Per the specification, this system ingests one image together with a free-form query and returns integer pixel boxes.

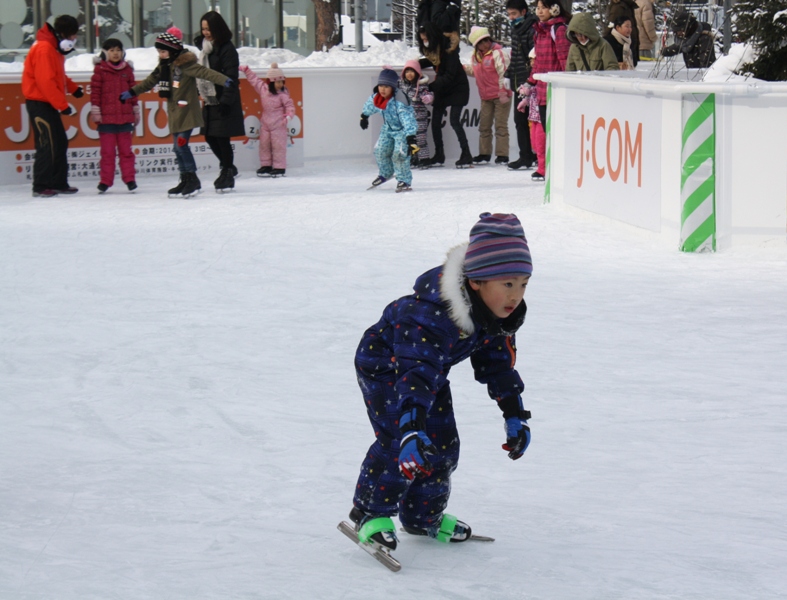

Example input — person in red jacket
[22,15,83,198]
[90,38,139,193]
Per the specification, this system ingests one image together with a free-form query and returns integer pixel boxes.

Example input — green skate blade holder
[435,514,458,543]
[358,517,396,544]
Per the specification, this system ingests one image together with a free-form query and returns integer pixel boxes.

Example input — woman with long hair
[194,11,245,192]
[418,22,471,168]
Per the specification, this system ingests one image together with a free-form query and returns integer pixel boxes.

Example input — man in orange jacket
[22,15,83,197]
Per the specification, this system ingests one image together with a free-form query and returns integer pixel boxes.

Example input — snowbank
[703,42,760,83]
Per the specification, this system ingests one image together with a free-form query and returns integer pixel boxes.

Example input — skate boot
[396,181,412,193]
[455,146,473,169]
[402,513,472,543]
[369,175,388,189]
[495,155,509,165]
[531,171,545,181]
[425,147,445,167]
[473,154,491,164]
[349,507,398,550]
[97,183,109,194]
[215,168,234,192]
[180,172,201,197]
[508,157,533,170]
[127,181,137,192]
[168,174,187,197]
[270,168,286,177]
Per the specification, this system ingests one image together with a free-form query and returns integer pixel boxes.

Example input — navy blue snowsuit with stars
[352,244,527,530]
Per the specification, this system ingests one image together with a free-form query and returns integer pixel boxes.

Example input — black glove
[360,114,369,130]
[60,106,73,116]
[72,86,84,99]
[218,103,231,116]
[406,135,419,156]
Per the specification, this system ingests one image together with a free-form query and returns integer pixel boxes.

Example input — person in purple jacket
[347,213,534,556]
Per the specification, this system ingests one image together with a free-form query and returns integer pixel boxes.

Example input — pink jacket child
[90,39,140,192]
[240,63,296,176]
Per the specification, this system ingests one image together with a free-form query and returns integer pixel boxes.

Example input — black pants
[431,102,468,152]
[205,135,234,170]
[26,100,69,192]
[514,93,536,163]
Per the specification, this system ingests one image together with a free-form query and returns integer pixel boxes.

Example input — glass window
[0,0,32,60]
[283,0,315,56]
[239,0,279,49]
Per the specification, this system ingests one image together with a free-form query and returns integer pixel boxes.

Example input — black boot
[215,168,234,192]
[426,147,445,167]
[180,172,201,197]
[455,144,473,168]
[349,507,398,550]
[473,154,491,164]
[168,174,187,197]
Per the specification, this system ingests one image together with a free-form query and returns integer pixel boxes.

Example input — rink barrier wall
[538,72,787,249]
[680,93,716,252]
[0,67,494,186]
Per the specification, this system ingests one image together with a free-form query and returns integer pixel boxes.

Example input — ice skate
[179,172,201,198]
[269,168,286,178]
[396,181,413,193]
[167,174,187,198]
[473,154,491,164]
[256,166,272,177]
[401,513,484,543]
[367,175,388,190]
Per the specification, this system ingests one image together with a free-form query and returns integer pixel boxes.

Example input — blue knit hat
[464,213,532,280]
[377,68,399,90]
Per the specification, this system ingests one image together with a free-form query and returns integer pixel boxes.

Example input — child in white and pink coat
[240,62,295,177]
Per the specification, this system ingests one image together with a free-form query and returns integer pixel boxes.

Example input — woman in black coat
[418,23,471,168]
[194,11,245,191]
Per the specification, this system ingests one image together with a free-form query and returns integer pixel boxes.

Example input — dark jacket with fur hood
[354,244,527,421]
[419,32,470,107]
[131,50,228,134]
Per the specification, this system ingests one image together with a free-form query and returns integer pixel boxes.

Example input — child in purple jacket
[90,38,139,193]
[345,213,534,561]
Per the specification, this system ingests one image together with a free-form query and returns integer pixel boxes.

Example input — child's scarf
[158,59,172,98]
[373,93,390,110]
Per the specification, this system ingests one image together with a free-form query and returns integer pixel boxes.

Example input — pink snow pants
[99,131,136,186]
[259,125,288,170]
[530,121,546,174]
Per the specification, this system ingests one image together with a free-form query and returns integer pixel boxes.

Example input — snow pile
[703,42,759,83]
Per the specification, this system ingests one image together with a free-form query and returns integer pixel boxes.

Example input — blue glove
[503,417,531,460]
[119,90,134,103]
[224,78,234,88]
[399,431,437,480]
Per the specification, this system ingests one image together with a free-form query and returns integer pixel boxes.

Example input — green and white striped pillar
[680,93,716,252]
[544,84,552,204]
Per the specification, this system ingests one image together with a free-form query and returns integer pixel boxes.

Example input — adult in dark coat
[417,0,461,34]
[661,10,716,69]
[418,23,471,168]
[505,0,538,170]
[194,11,245,191]
[606,0,639,67]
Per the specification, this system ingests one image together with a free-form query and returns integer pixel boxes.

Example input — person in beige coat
[635,0,658,59]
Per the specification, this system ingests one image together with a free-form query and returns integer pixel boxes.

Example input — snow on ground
[1,160,787,599]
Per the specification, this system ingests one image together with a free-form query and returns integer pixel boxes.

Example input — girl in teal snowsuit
[360,69,418,192]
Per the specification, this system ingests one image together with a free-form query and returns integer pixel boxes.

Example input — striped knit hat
[464,213,532,280]
[155,26,184,53]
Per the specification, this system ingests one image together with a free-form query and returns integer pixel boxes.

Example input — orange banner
[0,78,304,152]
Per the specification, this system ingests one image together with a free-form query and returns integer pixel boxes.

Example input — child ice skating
[360,68,419,193]
[398,60,433,167]
[239,63,295,177]
[121,26,233,198]
[518,49,546,181]
[90,38,139,193]
[343,213,534,567]
[464,26,512,165]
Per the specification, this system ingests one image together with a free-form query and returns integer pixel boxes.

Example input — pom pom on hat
[267,62,286,81]
[377,68,399,89]
[464,213,532,280]
[155,26,184,52]
[468,26,491,48]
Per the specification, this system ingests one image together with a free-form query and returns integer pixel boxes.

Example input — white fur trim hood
[439,243,476,334]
